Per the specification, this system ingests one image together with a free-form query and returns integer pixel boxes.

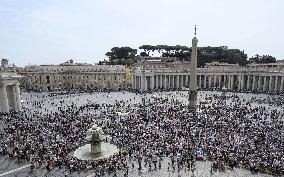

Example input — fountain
[73,124,119,160]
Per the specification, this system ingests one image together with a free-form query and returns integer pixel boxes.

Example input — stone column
[141,76,144,90]
[280,76,284,92]
[263,76,267,91]
[156,75,160,88]
[160,75,163,89]
[10,86,17,111]
[198,75,201,89]
[268,76,273,91]
[155,75,158,89]
[213,75,216,88]
[153,76,156,89]
[241,74,245,89]
[174,75,176,88]
[158,75,161,89]
[218,75,221,89]
[246,75,250,90]
[0,83,9,113]
[137,76,140,89]
[145,76,148,90]
[223,75,227,88]
[169,75,171,88]
[181,75,184,88]
[174,75,175,88]
[143,75,147,90]
[238,75,241,90]
[150,76,154,90]
[208,75,212,88]
[138,76,143,90]
[136,76,138,90]
[164,75,170,88]
[132,76,135,89]
[274,76,279,92]
[203,75,207,89]
[156,75,159,89]
[167,76,169,88]
[170,75,173,88]
[159,75,162,89]
[177,75,180,89]
[168,75,171,88]
[196,75,198,88]
[141,75,145,90]
[252,75,256,91]
[139,76,142,90]
[257,76,262,91]
[15,82,21,111]
[164,75,167,89]
[136,76,139,90]
[229,76,232,90]
[134,75,136,89]
[185,75,189,87]
[231,75,234,90]
[224,75,228,89]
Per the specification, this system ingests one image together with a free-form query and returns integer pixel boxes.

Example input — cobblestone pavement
[21,91,283,113]
[0,91,282,177]
[0,156,276,177]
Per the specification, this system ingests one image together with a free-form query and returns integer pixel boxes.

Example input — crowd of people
[250,96,284,107]
[0,90,283,177]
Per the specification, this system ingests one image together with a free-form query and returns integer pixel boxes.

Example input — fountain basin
[73,142,119,160]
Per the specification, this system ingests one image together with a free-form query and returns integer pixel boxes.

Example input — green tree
[140,52,148,57]
[248,54,276,64]
[105,47,137,60]
[139,45,153,56]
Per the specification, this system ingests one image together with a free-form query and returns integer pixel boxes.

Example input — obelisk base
[188,90,197,111]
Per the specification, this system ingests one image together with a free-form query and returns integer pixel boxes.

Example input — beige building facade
[19,61,127,91]
[18,59,284,93]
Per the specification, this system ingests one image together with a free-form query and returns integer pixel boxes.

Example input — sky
[0,0,283,66]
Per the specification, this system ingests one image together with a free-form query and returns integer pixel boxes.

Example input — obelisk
[188,26,198,110]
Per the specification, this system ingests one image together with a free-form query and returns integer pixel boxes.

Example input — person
[30,163,35,173]
[0,90,283,176]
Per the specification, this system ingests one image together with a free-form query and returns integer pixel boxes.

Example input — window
[46,76,50,84]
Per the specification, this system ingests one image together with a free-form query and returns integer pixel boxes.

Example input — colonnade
[133,74,190,90]
[0,81,21,113]
[133,73,284,92]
